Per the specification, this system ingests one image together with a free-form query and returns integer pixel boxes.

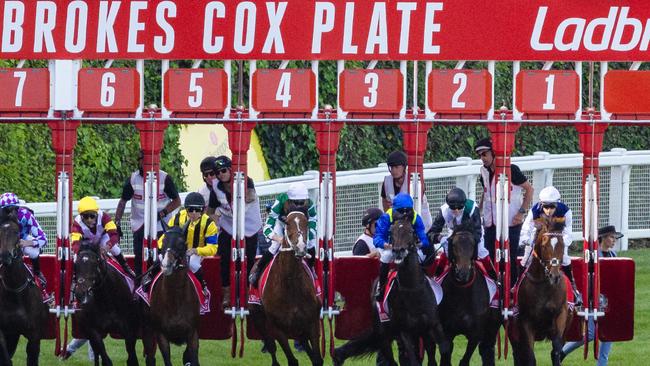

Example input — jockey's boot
[561,264,582,307]
[222,286,231,308]
[31,256,47,287]
[434,252,449,277]
[478,256,499,282]
[115,253,136,278]
[375,262,390,302]
[193,269,209,297]
[249,250,274,288]
[306,247,317,277]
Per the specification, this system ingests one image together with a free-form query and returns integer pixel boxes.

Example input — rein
[0,236,34,294]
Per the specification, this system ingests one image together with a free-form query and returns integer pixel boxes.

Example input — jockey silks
[429,200,489,259]
[383,175,433,231]
[73,211,109,247]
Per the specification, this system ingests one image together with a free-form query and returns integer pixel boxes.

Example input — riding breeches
[267,237,316,256]
[189,254,202,273]
[378,247,427,264]
[22,246,40,259]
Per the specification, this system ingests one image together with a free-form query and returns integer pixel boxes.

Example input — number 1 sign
[0,68,49,112]
[515,70,579,115]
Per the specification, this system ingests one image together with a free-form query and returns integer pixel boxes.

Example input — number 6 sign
[251,69,316,113]
[339,69,404,113]
[164,69,229,113]
[0,68,49,112]
[78,68,140,112]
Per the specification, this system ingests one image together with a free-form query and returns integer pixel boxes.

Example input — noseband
[0,231,32,293]
[281,211,307,254]
[531,232,563,280]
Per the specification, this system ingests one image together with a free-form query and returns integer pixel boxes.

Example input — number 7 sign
[0,68,49,112]
[251,69,316,113]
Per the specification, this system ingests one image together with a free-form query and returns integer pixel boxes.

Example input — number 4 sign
[251,69,316,113]
[0,68,49,112]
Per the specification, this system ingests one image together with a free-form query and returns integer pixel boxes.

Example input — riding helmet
[446,188,467,207]
[0,192,20,208]
[392,193,414,210]
[539,186,561,203]
[474,138,492,154]
[287,182,309,200]
[362,207,384,227]
[184,192,205,208]
[78,196,99,214]
[200,156,218,173]
[387,151,407,167]
[214,155,232,170]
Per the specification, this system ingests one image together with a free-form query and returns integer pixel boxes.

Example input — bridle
[280,211,307,256]
[0,223,33,294]
[74,249,107,302]
[448,230,477,287]
[530,232,563,280]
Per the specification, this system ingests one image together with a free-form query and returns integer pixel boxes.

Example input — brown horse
[72,244,144,366]
[509,216,573,366]
[0,214,48,366]
[437,223,501,366]
[249,209,323,366]
[148,227,201,366]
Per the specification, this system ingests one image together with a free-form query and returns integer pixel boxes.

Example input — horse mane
[448,221,477,261]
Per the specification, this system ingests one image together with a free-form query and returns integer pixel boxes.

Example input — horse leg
[519,322,537,366]
[422,332,438,366]
[187,331,200,366]
[550,310,569,366]
[140,324,157,366]
[478,315,500,366]
[5,333,19,358]
[438,334,453,366]
[432,323,450,366]
[305,325,323,366]
[156,334,173,366]
[124,334,138,366]
[275,334,298,366]
[0,331,12,366]
[459,338,479,366]
[397,332,419,365]
[87,332,112,366]
[24,337,40,366]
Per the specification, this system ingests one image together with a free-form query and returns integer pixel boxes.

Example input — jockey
[71,196,135,277]
[159,192,218,295]
[352,207,384,257]
[0,192,48,285]
[373,193,431,301]
[428,188,497,280]
[519,186,581,305]
[381,151,433,231]
[197,155,219,222]
[250,182,317,288]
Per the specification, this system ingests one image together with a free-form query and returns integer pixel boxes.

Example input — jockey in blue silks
[373,193,431,301]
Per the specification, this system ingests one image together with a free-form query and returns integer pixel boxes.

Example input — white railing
[28,149,648,255]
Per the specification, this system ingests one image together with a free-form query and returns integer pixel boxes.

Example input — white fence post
[532,151,553,196]
[455,157,477,201]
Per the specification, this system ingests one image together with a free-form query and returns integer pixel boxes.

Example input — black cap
[387,151,407,167]
[184,192,205,208]
[200,156,217,173]
[598,225,623,239]
[214,155,232,169]
[446,187,467,206]
[474,138,492,154]
[362,207,384,227]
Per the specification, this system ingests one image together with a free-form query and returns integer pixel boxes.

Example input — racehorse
[249,209,323,366]
[0,213,48,366]
[333,214,448,366]
[509,216,573,366]
[72,243,144,366]
[148,227,201,366]
[436,223,501,366]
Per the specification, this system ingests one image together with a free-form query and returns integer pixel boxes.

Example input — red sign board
[0,68,49,112]
[428,69,492,114]
[78,68,140,112]
[251,69,316,113]
[515,70,579,115]
[339,69,403,113]
[604,71,650,114]
[164,69,229,113]
[1,1,649,60]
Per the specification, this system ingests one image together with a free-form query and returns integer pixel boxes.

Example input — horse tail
[334,328,384,361]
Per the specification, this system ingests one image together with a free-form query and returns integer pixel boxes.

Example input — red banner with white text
[1,0,649,60]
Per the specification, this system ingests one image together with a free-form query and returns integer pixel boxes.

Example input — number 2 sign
[427,69,492,114]
[251,69,316,113]
[0,68,49,112]
[78,68,140,112]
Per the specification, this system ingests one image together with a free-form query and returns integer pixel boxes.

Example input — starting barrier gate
[1,0,644,361]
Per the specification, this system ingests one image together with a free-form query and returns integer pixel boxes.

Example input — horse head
[283,209,309,258]
[161,226,188,275]
[390,214,417,265]
[533,216,566,285]
[0,215,21,267]
[448,222,477,283]
[74,243,105,305]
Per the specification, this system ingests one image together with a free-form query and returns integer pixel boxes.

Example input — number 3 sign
[339,69,404,113]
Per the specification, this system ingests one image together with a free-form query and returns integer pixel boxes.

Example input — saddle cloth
[23,263,53,304]
[105,257,135,293]
[512,265,575,316]
[136,271,210,315]
[377,271,444,323]
[248,256,322,305]
[435,261,500,309]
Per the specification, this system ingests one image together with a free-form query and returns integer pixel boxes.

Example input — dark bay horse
[73,244,144,366]
[0,214,48,366]
[509,216,573,366]
[437,224,501,366]
[148,227,201,366]
[333,215,448,366]
[249,210,323,366]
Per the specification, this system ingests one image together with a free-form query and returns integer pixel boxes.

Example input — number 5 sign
[339,69,404,113]
[0,68,49,112]
[164,69,229,113]
[78,69,140,112]
[251,69,316,113]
